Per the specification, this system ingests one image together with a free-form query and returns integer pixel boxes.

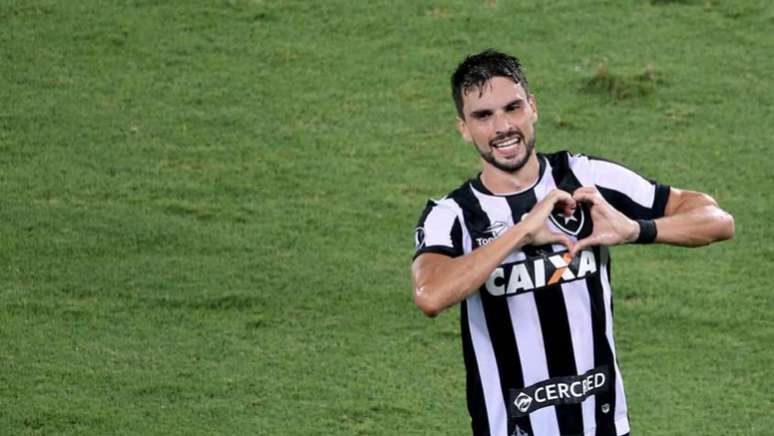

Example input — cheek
[471,124,492,141]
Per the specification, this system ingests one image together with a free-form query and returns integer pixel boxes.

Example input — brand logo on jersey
[549,205,585,236]
[414,227,425,249]
[514,392,532,413]
[475,221,508,246]
[508,366,610,418]
[484,249,598,297]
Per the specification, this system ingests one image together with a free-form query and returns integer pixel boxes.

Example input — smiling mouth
[490,134,523,150]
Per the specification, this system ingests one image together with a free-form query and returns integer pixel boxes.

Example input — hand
[570,186,639,257]
[519,189,577,252]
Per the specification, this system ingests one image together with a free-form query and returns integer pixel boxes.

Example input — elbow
[718,211,735,241]
[413,286,444,318]
[704,195,734,242]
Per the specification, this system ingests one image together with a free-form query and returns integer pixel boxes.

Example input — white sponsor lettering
[595,372,606,388]
[507,263,534,294]
[548,254,575,281]
[486,268,505,296]
[557,382,570,399]
[484,249,598,296]
[578,249,597,277]
[570,381,583,396]
[545,384,557,400]
[533,258,545,288]
[534,387,545,402]
[511,368,609,417]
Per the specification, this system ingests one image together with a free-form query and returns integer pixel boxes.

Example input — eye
[472,111,491,120]
[506,103,521,112]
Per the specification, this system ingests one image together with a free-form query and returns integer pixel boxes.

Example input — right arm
[411,190,575,317]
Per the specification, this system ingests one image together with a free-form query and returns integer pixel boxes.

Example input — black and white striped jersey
[413,151,670,436]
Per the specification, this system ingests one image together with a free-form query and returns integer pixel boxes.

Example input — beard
[477,130,536,173]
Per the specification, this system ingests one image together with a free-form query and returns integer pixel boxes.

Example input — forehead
[462,76,528,114]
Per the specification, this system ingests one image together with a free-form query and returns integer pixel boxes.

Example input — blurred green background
[1,0,772,434]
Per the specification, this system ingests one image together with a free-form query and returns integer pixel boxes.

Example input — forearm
[413,226,528,316]
[655,192,734,246]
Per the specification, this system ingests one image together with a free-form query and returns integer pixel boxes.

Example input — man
[411,50,734,436]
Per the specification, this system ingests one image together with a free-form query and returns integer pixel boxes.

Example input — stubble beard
[478,131,536,173]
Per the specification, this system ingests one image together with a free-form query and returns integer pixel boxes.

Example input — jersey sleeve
[413,199,464,260]
[586,156,671,220]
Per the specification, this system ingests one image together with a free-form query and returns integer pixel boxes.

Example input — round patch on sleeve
[415,227,426,249]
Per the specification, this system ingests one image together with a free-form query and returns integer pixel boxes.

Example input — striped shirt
[413,151,670,436]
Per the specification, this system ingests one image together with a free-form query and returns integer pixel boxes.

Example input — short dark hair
[451,49,530,118]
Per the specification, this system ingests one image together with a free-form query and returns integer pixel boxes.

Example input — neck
[480,152,540,194]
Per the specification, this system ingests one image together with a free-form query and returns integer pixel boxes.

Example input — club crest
[549,205,585,236]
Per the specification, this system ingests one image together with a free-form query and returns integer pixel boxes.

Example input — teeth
[494,136,522,148]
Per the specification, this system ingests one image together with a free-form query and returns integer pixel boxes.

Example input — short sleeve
[413,200,464,260]
[587,156,671,220]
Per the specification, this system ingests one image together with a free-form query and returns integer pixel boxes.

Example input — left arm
[654,187,734,246]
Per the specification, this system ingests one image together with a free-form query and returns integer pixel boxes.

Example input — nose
[493,111,513,135]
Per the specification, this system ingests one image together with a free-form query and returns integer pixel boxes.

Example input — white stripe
[599,247,630,434]
[439,198,472,253]
[591,160,656,208]
[517,161,562,436]
[467,293,508,436]
[561,280,597,433]
[422,199,460,248]
[508,292,559,436]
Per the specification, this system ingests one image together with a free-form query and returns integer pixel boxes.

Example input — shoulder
[540,150,596,186]
[541,150,651,185]
[418,178,476,215]
[415,180,469,226]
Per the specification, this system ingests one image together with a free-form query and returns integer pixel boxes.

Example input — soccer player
[411,50,734,436]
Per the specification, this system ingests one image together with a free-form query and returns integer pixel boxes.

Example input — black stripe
[533,285,584,435]
[545,150,583,194]
[586,247,617,436]
[454,185,534,436]
[460,301,490,436]
[450,217,463,252]
[415,200,437,228]
[520,164,585,435]
[413,217,464,260]
[597,186,657,221]
[414,200,465,260]
[413,245,460,261]
[479,290,532,435]
[653,183,670,218]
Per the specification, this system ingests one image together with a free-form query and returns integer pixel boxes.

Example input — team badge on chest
[549,204,587,236]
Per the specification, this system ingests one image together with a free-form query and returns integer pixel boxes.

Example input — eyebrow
[469,98,523,119]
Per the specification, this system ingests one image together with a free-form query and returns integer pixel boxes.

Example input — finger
[539,230,575,253]
[555,234,575,253]
[573,186,599,196]
[572,189,601,205]
[555,196,577,212]
[550,189,573,204]
[571,235,600,257]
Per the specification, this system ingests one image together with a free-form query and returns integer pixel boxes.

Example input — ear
[528,94,539,122]
[457,117,472,143]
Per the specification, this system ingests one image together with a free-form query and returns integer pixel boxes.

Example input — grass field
[1,0,772,434]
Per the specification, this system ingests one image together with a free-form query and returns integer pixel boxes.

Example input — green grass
[1,0,772,434]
